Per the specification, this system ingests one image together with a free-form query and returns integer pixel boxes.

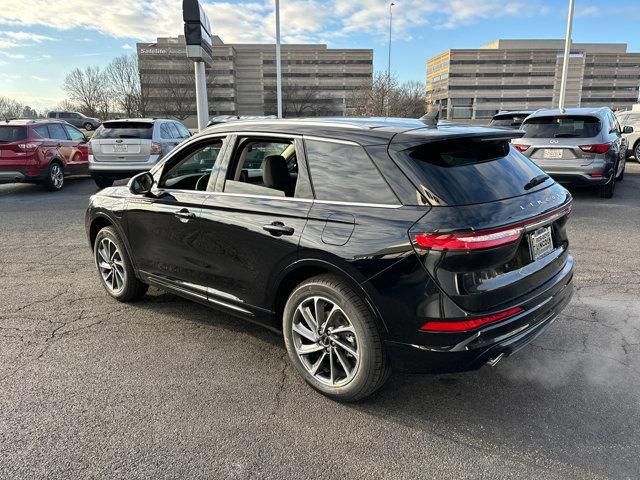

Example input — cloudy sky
[1,0,639,110]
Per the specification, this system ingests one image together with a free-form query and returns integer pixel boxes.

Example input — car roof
[201,117,523,146]
[527,107,610,119]
[493,110,534,118]
[2,118,68,126]
[103,118,179,124]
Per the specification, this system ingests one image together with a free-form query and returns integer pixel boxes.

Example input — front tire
[44,161,64,191]
[94,226,148,302]
[93,176,114,189]
[283,274,390,402]
[84,122,93,131]
[634,142,640,163]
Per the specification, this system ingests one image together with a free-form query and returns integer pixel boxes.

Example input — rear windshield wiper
[524,174,549,190]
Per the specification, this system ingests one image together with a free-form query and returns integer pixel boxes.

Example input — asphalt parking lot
[1,165,639,479]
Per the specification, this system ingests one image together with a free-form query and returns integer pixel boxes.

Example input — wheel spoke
[329,325,354,335]
[333,347,353,378]
[98,247,109,263]
[310,351,327,375]
[331,337,358,358]
[296,343,324,355]
[299,305,318,332]
[314,297,327,331]
[292,322,316,343]
[99,261,111,270]
[329,348,335,384]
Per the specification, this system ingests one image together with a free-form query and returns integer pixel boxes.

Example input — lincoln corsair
[86,118,574,401]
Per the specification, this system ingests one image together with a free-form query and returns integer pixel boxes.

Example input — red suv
[0,119,89,191]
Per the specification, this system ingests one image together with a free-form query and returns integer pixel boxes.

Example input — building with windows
[426,39,640,121]
[137,35,373,127]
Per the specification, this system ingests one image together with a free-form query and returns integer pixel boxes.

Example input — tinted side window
[160,123,173,139]
[160,139,224,191]
[64,125,85,142]
[48,123,69,140]
[305,140,397,204]
[175,123,191,138]
[33,125,50,138]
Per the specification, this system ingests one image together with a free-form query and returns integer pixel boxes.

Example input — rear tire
[634,143,640,163]
[282,274,390,402]
[93,176,114,189]
[44,161,64,191]
[84,122,93,131]
[94,226,148,302]
[598,175,616,199]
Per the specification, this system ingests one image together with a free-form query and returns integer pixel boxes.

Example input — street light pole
[386,2,395,117]
[275,0,283,119]
[558,0,575,110]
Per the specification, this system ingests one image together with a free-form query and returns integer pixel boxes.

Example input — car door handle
[174,208,196,222]
[263,222,294,236]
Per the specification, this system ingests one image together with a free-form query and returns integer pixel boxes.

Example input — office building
[426,39,640,120]
[137,35,373,126]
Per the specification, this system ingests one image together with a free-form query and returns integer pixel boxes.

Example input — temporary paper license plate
[113,144,128,153]
[543,149,563,159]
[529,226,553,260]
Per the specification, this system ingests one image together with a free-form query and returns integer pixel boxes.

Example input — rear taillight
[579,143,611,154]
[87,142,92,155]
[420,306,523,332]
[512,144,529,153]
[17,142,41,152]
[413,205,572,252]
[415,227,523,251]
[151,142,162,155]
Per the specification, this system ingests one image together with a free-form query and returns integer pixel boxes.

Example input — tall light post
[386,2,395,117]
[558,0,575,110]
[275,0,283,119]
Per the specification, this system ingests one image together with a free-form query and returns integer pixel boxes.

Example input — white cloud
[576,5,600,17]
[0,0,548,45]
[0,72,21,79]
[31,75,47,81]
[0,30,56,42]
[0,50,26,59]
[122,44,133,49]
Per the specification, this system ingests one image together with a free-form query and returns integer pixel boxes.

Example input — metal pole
[194,61,209,131]
[386,2,394,117]
[275,0,283,119]
[558,0,575,110]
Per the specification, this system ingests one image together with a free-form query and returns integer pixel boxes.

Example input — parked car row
[0,118,191,191]
[491,107,634,198]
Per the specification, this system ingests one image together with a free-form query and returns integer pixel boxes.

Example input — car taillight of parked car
[17,142,41,152]
[579,143,611,154]
[512,144,530,153]
[151,142,162,155]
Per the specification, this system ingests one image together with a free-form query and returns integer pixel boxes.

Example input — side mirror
[623,125,634,134]
[128,171,154,195]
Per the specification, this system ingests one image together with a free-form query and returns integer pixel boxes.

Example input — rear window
[0,126,27,142]
[393,139,550,206]
[521,115,600,139]
[92,122,153,140]
[490,115,528,128]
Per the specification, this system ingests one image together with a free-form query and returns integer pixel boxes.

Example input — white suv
[89,119,191,188]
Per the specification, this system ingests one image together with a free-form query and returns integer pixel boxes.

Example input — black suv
[85,118,574,401]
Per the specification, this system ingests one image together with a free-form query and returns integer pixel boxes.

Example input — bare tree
[265,81,335,117]
[0,97,26,119]
[105,54,141,117]
[158,71,194,120]
[62,66,110,118]
[349,71,425,118]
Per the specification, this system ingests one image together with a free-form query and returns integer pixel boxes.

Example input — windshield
[392,139,551,206]
[490,115,528,128]
[92,122,153,140]
[521,115,600,138]
[0,126,27,143]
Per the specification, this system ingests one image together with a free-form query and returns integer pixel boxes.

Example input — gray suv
[48,111,101,131]
[513,107,632,198]
[88,118,191,188]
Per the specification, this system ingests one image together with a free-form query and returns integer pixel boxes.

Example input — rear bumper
[89,155,160,179]
[531,158,613,185]
[0,169,47,184]
[548,173,609,186]
[385,253,574,373]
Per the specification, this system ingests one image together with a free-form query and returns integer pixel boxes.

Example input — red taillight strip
[512,144,529,153]
[420,306,523,333]
[413,204,571,252]
[579,143,611,154]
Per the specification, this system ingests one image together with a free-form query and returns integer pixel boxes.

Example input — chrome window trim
[208,191,401,208]
[302,136,359,146]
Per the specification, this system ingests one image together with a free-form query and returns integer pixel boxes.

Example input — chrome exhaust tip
[487,353,505,367]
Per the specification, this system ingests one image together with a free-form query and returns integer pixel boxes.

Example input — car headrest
[262,155,291,191]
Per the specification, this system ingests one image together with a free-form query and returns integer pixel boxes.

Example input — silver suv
[615,110,640,161]
[513,107,632,198]
[89,119,191,188]
[48,111,101,131]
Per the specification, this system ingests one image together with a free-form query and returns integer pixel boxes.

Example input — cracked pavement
[1,164,639,479]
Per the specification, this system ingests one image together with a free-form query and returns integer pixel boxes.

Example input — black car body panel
[86,118,574,374]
